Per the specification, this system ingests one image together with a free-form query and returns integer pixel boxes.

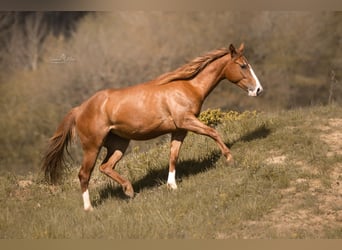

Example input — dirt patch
[18,180,33,188]
[221,164,342,239]
[266,155,286,165]
[217,117,342,239]
[265,151,286,165]
[256,118,342,238]
[320,118,342,156]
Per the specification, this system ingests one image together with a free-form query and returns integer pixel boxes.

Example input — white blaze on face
[82,189,93,211]
[167,170,177,190]
[248,64,263,96]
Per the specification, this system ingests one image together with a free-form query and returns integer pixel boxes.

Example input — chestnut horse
[42,43,263,211]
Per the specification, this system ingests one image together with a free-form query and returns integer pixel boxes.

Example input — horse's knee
[78,169,91,193]
[78,168,87,181]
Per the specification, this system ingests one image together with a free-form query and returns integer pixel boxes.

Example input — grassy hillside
[1,12,341,175]
[1,105,341,239]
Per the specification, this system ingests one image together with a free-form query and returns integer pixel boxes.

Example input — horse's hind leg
[79,147,99,211]
[99,134,133,198]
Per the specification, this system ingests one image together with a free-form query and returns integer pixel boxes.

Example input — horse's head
[224,43,263,97]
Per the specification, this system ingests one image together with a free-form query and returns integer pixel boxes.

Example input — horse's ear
[238,43,245,54]
[229,44,237,57]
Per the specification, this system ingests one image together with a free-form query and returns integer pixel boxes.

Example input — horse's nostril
[256,87,263,95]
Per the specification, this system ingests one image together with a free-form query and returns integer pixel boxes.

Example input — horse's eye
[241,64,248,69]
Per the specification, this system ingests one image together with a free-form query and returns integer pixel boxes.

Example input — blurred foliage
[199,109,258,126]
[199,109,225,126]
[0,11,341,174]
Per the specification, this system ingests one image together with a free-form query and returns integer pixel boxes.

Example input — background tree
[0,11,340,174]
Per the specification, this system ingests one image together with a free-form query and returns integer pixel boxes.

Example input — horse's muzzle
[248,86,263,97]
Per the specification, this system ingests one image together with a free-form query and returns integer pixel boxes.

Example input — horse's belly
[110,115,177,140]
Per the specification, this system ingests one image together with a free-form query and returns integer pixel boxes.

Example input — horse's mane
[156,47,230,85]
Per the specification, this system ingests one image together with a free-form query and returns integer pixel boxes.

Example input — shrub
[199,108,258,126]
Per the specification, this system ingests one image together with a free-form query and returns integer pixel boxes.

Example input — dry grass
[1,12,341,175]
[1,105,341,239]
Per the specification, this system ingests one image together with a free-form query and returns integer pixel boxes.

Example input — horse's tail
[42,107,78,184]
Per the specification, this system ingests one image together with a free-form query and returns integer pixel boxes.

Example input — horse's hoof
[84,206,94,212]
[123,183,135,198]
[226,154,234,165]
[167,182,178,190]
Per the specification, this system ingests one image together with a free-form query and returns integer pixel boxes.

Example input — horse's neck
[190,55,229,100]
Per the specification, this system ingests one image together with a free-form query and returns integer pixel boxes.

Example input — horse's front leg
[167,131,187,190]
[178,115,233,163]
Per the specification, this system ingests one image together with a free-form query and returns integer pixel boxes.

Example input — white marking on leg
[248,65,263,96]
[82,189,93,211]
[167,170,177,190]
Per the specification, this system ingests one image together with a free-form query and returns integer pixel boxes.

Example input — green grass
[1,105,342,239]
